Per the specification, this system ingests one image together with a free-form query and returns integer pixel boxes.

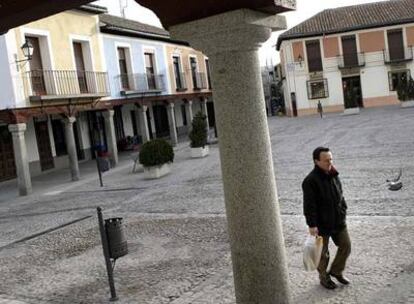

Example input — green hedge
[139,139,174,167]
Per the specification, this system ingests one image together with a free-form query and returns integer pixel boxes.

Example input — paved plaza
[0,105,413,304]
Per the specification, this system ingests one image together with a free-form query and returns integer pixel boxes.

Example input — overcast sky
[95,0,389,66]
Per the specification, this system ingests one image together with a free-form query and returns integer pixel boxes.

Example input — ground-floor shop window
[307,79,329,99]
[388,70,410,91]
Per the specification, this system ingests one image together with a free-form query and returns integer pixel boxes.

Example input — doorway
[0,126,16,181]
[34,118,54,171]
[342,76,363,108]
[152,104,170,138]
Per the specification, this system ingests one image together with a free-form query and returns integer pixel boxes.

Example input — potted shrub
[139,139,174,179]
[189,111,209,158]
[398,76,414,108]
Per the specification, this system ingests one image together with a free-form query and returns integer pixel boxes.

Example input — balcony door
[190,57,198,89]
[73,42,88,93]
[144,52,156,90]
[118,48,130,90]
[342,35,358,67]
[27,36,46,95]
[306,40,323,73]
[387,30,404,61]
[173,56,183,89]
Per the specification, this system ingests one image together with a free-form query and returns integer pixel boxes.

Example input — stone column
[138,105,150,143]
[64,117,80,181]
[103,110,118,166]
[8,123,32,196]
[200,98,210,130]
[185,100,193,134]
[170,10,291,304]
[166,103,178,146]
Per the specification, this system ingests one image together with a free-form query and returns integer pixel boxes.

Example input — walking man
[317,100,323,118]
[302,147,351,289]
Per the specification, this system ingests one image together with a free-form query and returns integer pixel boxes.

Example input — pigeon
[387,169,403,191]
[386,168,402,183]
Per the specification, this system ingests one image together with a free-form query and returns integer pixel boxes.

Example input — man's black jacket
[302,165,347,236]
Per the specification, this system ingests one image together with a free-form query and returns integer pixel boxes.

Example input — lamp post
[15,38,34,70]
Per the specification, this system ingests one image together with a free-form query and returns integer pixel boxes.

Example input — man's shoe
[329,273,350,285]
[320,278,337,289]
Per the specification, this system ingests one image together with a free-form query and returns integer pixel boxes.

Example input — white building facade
[277,0,414,117]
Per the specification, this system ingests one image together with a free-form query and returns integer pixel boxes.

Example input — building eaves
[276,0,414,50]
[77,4,108,14]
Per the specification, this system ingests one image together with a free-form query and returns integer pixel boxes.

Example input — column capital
[185,100,193,106]
[8,123,27,133]
[103,109,115,118]
[168,102,175,109]
[65,116,76,124]
[170,9,286,56]
[140,105,148,112]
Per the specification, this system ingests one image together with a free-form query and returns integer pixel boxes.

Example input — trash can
[105,218,128,259]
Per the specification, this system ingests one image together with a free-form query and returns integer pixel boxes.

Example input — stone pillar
[185,100,193,134]
[103,110,118,166]
[138,105,150,143]
[64,117,80,181]
[200,98,210,130]
[170,10,291,304]
[167,103,178,146]
[8,123,32,196]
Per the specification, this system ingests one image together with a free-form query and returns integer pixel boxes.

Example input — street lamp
[15,39,34,71]
[20,39,34,60]
[297,54,303,67]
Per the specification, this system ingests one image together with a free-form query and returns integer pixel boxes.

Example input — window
[118,48,130,90]
[307,79,329,99]
[205,58,212,89]
[388,70,410,91]
[387,29,404,61]
[144,52,156,90]
[306,40,323,72]
[173,56,184,90]
[190,57,198,89]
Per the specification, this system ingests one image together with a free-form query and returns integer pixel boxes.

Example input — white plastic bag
[303,235,323,271]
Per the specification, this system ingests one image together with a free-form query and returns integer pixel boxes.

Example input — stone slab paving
[0,105,413,303]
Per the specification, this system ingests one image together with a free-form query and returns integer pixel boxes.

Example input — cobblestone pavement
[0,106,413,303]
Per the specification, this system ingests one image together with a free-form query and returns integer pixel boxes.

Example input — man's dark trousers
[318,227,351,281]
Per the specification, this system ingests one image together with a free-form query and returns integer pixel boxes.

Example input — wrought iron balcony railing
[383,46,413,64]
[117,73,165,94]
[307,58,323,73]
[338,52,365,69]
[24,69,109,99]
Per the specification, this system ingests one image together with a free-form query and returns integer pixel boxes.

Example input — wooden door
[0,126,16,181]
[145,52,156,90]
[342,35,358,67]
[118,48,130,90]
[73,42,88,93]
[388,30,404,61]
[306,40,323,72]
[27,36,46,95]
[34,119,54,171]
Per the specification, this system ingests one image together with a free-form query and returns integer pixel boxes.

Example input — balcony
[383,46,413,64]
[338,53,365,69]
[175,72,188,92]
[24,70,109,102]
[118,73,165,96]
[192,72,208,90]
